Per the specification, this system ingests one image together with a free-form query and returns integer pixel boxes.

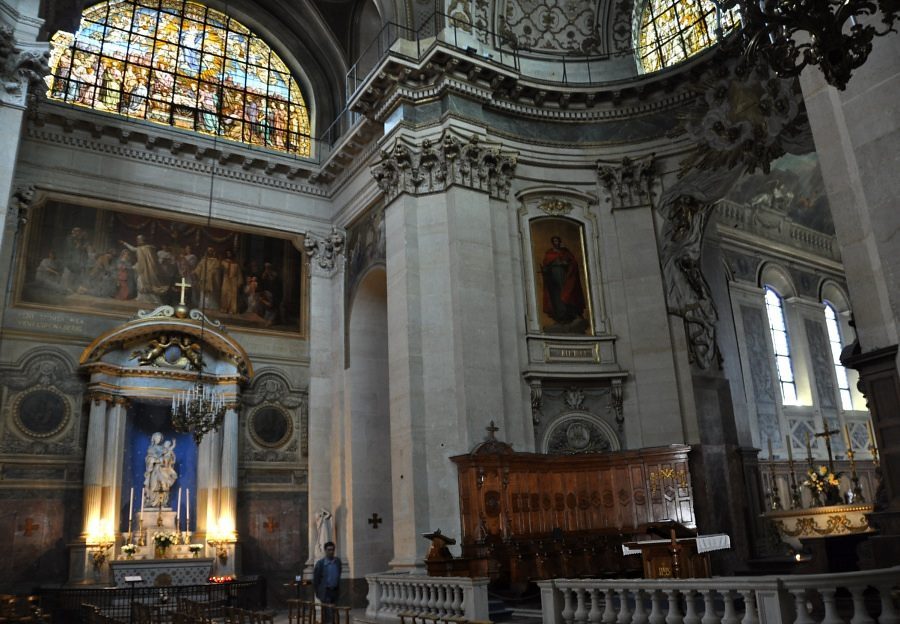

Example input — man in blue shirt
[312,541,341,621]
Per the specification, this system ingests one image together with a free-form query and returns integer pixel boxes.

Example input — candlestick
[786,435,793,462]
[843,424,852,451]
[767,437,773,460]
[140,487,145,514]
[805,430,812,466]
[867,420,876,450]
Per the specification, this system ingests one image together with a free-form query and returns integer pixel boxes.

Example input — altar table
[109,558,214,587]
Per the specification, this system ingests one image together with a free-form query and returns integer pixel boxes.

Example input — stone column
[217,406,239,536]
[371,129,518,568]
[101,398,128,537]
[303,229,344,575]
[82,394,109,538]
[0,0,47,311]
[798,32,900,565]
[196,426,222,539]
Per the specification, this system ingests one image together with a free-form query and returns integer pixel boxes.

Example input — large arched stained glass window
[637,0,740,73]
[45,0,311,157]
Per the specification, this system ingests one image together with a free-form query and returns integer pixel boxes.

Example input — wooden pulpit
[624,521,729,579]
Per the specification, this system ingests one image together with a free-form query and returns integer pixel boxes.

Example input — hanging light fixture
[735,0,898,90]
[170,102,226,444]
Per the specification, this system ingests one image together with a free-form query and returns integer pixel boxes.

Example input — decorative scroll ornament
[538,198,573,216]
[677,59,810,176]
[370,132,518,203]
[304,227,345,271]
[610,379,624,432]
[136,305,223,329]
[0,26,49,105]
[563,387,586,410]
[660,194,721,370]
[597,154,656,210]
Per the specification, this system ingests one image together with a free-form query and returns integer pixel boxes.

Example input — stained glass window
[45,0,311,157]
[824,302,853,410]
[638,0,740,72]
[764,286,799,406]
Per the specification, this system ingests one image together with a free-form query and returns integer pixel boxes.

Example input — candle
[867,420,876,449]
[186,488,190,527]
[844,424,852,449]
[177,488,182,528]
[140,487,145,514]
[767,438,773,460]
[128,487,134,530]
[786,435,793,462]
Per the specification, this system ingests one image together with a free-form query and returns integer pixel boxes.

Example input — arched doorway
[343,266,393,578]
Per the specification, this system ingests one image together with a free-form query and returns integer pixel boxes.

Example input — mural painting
[17,200,304,333]
[530,217,593,335]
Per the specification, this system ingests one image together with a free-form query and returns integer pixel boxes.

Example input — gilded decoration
[537,199,573,216]
[768,504,874,539]
[130,334,203,370]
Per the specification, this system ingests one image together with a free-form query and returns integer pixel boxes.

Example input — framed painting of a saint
[530,217,593,335]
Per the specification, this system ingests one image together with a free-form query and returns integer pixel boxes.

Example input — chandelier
[737,0,899,90]
[171,379,226,444]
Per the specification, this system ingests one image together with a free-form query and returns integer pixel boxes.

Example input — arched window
[824,302,853,410]
[637,0,740,72]
[45,0,311,157]
[764,286,798,406]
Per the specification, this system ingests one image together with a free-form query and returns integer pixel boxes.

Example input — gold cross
[815,416,840,473]
[174,277,192,306]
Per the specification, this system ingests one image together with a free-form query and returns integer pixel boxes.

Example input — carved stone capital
[370,131,518,203]
[0,26,50,107]
[7,184,34,231]
[597,154,655,210]
[304,227,346,273]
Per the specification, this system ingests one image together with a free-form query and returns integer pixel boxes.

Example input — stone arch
[758,262,796,298]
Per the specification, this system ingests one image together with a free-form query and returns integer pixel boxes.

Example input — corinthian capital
[304,227,346,274]
[1,26,50,107]
[597,154,656,210]
[370,131,517,202]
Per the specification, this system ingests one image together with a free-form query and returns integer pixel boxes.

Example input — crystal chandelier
[171,380,226,444]
[737,0,899,90]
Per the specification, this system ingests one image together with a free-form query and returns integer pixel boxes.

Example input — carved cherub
[180,335,204,370]
[130,334,173,366]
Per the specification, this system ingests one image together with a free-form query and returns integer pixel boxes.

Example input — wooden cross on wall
[368,513,382,529]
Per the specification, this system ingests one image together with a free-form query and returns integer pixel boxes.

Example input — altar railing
[365,573,489,623]
[537,567,900,624]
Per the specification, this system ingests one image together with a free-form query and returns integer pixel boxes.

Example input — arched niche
[72,305,253,584]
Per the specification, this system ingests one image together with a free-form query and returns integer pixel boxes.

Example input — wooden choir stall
[434,428,726,586]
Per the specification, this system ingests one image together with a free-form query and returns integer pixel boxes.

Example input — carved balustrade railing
[537,567,900,624]
[365,573,490,623]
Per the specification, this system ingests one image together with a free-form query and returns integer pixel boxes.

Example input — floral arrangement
[803,465,843,505]
[153,531,178,549]
[188,544,202,553]
[121,543,137,556]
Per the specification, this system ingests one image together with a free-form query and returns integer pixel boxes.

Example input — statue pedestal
[139,509,178,532]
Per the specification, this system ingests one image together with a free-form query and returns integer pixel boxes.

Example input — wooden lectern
[624,522,712,579]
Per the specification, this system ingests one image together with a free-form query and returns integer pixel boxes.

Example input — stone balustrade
[538,567,900,624]
[365,573,489,623]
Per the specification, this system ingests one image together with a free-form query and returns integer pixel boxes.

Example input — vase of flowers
[804,465,843,506]
[153,531,178,559]
[189,544,202,558]
[121,543,137,559]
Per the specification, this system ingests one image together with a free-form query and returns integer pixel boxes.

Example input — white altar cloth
[110,558,214,587]
[621,533,731,556]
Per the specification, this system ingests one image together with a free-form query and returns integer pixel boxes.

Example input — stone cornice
[370,129,518,203]
[350,43,709,124]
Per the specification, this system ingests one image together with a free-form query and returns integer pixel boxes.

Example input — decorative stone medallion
[544,413,613,454]
[248,406,293,448]
[13,387,70,438]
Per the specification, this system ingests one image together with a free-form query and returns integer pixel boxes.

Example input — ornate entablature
[370,130,518,203]
[79,305,253,401]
